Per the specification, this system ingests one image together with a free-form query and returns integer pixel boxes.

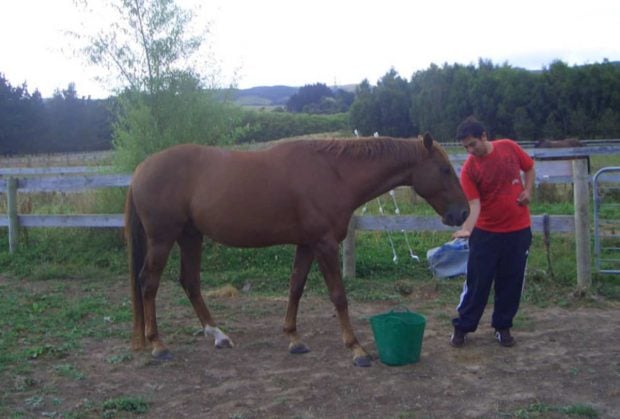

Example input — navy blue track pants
[452,227,532,333]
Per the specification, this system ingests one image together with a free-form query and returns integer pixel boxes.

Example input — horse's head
[410,133,469,226]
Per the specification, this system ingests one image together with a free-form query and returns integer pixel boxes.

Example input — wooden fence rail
[3,145,620,289]
[341,213,575,278]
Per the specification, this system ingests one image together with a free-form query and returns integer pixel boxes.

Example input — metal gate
[593,167,620,274]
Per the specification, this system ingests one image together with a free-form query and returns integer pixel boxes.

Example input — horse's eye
[441,166,452,175]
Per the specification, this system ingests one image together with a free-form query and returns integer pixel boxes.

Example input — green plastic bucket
[369,308,426,366]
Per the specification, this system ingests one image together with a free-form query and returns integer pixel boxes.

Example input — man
[451,116,535,348]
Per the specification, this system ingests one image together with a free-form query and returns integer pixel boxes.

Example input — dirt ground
[4,279,620,418]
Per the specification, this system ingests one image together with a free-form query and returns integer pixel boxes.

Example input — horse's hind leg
[284,245,314,354]
[177,229,233,348]
[314,238,371,367]
[141,238,175,360]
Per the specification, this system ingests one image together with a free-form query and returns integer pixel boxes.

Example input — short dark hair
[456,116,486,141]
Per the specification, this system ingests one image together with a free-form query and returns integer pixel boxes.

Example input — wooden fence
[2,145,620,290]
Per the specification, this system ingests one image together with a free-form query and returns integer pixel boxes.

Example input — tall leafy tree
[409,63,458,140]
[286,83,335,113]
[75,0,238,170]
[0,76,111,155]
[348,80,380,136]
[541,60,573,138]
[0,76,32,154]
[374,69,413,137]
[77,0,201,95]
[0,76,53,154]
[357,59,620,142]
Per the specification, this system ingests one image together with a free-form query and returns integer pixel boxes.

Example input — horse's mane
[306,137,425,161]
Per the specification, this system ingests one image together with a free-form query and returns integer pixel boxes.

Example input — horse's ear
[423,132,434,152]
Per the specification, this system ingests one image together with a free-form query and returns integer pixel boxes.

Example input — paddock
[0,274,617,418]
[1,143,619,416]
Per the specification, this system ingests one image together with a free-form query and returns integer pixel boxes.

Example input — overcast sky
[1,0,619,98]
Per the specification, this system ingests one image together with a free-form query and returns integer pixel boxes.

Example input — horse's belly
[195,213,303,247]
[191,195,344,247]
[206,226,299,248]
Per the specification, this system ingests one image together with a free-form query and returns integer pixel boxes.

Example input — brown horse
[125,133,469,367]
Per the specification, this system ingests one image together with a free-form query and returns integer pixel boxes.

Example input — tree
[0,74,113,155]
[374,69,413,137]
[286,83,354,114]
[45,83,113,152]
[0,76,51,154]
[286,83,332,113]
[348,80,380,136]
[541,60,572,137]
[75,0,238,170]
[409,63,459,140]
[0,76,30,154]
[76,0,202,95]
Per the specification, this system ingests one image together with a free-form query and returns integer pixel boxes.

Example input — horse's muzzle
[443,207,469,227]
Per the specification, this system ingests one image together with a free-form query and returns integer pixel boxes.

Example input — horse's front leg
[178,230,233,349]
[283,245,314,354]
[315,239,372,367]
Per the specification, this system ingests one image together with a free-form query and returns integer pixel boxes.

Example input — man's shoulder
[494,139,534,167]
[494,139,529,154]
[493,138,519,147]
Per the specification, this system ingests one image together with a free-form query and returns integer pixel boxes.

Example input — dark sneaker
[450,328,466,347]
[495,329,515,347]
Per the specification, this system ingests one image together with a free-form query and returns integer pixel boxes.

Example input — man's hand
[452,229,471,239]
[517,189,532,206]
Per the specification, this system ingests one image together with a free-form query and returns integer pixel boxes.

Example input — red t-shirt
[461,139,535,232]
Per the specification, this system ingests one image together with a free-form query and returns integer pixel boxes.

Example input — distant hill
[232,84,358,108]
[232,85,298,108]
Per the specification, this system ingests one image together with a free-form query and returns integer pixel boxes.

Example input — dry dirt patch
[4,281,619,418]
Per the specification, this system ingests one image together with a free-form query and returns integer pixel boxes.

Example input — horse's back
[131,144,218,201]
[129,142,344,246]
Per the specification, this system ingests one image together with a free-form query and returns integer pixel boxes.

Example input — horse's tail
[125,186,146,350]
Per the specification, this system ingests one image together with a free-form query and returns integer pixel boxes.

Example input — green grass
[0,270,134,417]
[0,179,618,416]
[0,226,617,418]
[0,228,127,280]
[102,396,149,417]
[0,271,128,372]
[0,209,618,300]
[505,401,600,418]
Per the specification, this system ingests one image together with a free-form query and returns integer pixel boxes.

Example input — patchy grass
[102,396,149,417]
[505,401,600,418]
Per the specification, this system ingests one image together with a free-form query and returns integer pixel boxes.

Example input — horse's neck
[340,152,416,207]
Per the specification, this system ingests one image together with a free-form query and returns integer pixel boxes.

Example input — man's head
[456,116,490,157]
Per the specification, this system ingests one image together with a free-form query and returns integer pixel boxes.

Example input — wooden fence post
[7,177,19,253]
[572,158,591,293]
[342,217,357,278]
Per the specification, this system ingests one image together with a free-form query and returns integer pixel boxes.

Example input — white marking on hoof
[204,325,234,348]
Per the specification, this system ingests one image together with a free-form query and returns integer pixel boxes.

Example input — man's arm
[517,167,535,206]
[452,198,480,238]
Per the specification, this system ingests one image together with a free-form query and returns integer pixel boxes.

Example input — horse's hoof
[289,342,310,354]
[353,355,372,367]
[215,339,233,349]
[152,349,173,361]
